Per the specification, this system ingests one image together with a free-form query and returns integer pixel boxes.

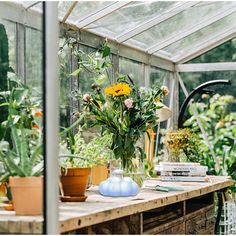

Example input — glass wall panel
[0,19,16,72]
[88,1,180,37]
[25,27,42,97]
[179,71,236,123]
[150,66,170,88]
[187,38,236,63]
[59,38,71,129]
[0,3,43,218]
[149,67,174,162]
[126,2,236,52]
[164,12,236,57]
[119,57,144,86]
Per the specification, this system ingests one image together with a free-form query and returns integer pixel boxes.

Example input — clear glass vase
[109,158,144,187]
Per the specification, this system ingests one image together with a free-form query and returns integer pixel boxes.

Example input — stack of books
[155,162,208,182]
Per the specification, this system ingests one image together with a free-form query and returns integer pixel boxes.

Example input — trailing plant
[59,34,113,131]
[184,94,236,191]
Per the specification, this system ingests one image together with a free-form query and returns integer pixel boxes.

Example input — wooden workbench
[0,176,234,234]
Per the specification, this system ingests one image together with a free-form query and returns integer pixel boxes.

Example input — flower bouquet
[81,76,169,181]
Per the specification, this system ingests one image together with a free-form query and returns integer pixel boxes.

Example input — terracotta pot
[0,182,6,197]
[61,167,91,197]
[91,165,108,185]
[9,176,43,216]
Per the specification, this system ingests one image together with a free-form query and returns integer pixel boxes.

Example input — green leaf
[13,88,28,106]
[95,74,106,85]
[102,45,110,58]
[0,172,10,183]
[70,68,81,76]
[31,144,42,165]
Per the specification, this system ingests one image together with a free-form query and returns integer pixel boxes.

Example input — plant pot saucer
[60,195,87,202]
[0,201,14,211]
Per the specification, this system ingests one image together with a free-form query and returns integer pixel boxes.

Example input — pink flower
[83,94,91,102]
[124,98,133,109]
[161,86,169,96]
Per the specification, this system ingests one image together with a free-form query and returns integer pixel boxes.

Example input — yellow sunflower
[104,83,132,97]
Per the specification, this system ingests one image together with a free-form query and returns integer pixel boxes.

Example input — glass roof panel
[162,12,236,58]
[126,2,236,51]
[61,1,114,23]
[85,1,181,38]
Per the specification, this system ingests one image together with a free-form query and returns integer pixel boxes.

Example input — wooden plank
[143,217,184,235]
[158,221,185,235]
[185,206,215,235]
[185,205,214,221]
[0,220,9,233]
[0,176,233,234]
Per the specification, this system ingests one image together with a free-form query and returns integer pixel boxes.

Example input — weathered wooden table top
[0,176,234,234]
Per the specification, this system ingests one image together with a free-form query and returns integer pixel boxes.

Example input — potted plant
[59,132,91,202]
[0,127,42,215]
[78,132,113,185]
[0,76,43,215]
[59,127,114,200]
[164,128,200,162]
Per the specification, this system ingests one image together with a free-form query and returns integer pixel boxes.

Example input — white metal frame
[44,2,59,234]
[76,29,175,71]
[0,2,42,30]
[174,27,236,64]
[62,2,78,23]
[176,62,236,72]
[147,5,236,54]
[116,2,198,43]
[76,1,131,29]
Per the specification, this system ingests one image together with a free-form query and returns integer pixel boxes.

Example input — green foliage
[184,94,236,190]
[164,128,201,162]
[59,36,113,131]
[0,74,42,139]
[81,75,168,170]
[60,128,114,168]
[0,127,42,181]
[59,36,112,89]
[0,75,43,181]
[0,24,10,138]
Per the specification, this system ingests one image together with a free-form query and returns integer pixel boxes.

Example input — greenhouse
[0,1,236,235]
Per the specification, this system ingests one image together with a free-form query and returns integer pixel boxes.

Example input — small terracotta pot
[91,165,108,185]
[0,182,6,197]
[61,167,91,197]
[9,176,43,216]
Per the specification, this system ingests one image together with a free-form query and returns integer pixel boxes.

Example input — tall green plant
[0,75,43,182]
[0,24,9,93]
[0,126,42,182]
[0,24,10,139]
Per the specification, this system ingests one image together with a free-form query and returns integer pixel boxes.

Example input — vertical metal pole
[43,2,59,234]
[16,23,25,81]
[144,64,150,88]
[167,72,177,130]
